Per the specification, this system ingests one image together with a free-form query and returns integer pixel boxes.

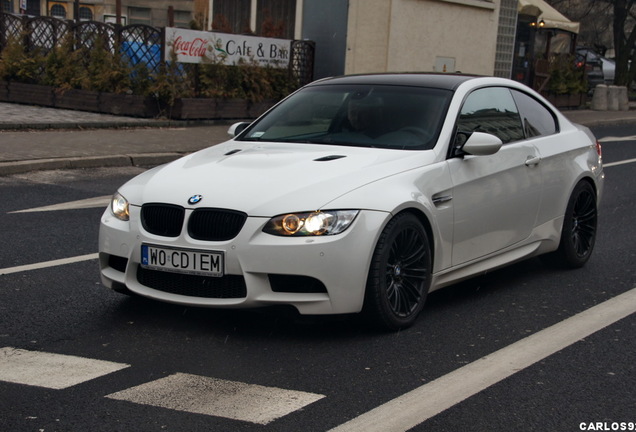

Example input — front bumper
[98,206,389,315]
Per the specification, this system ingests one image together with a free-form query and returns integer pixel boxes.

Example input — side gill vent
[224,149,242,156]
[314,155,346,162]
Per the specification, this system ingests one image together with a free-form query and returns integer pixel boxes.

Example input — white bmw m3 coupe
[99,74,604,330]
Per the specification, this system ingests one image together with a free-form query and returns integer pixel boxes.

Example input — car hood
[120,140,436,216]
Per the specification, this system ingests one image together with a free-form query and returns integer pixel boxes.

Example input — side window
[510,89,558,138]
[457,87,524,144]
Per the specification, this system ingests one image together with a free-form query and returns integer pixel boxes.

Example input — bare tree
[611,0,636,85]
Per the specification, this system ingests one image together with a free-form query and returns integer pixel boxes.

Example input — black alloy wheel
[544,181,598,268]
[364,212,432,330]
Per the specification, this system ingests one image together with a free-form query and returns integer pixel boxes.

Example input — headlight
[111,192,130,221]
[263,210,359,236]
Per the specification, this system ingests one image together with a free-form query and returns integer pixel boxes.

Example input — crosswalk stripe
[0,347,130,390]
[106,372,325,425]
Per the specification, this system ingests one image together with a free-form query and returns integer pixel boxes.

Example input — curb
[0,153,186,176]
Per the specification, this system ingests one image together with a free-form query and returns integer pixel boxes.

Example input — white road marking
[0,253,98,276]
[598,135,636,142]
[9,195,111,214]
[106,372,325,425]
[604,157,636,167]
[0,347,129,390]
[329,287,636,432]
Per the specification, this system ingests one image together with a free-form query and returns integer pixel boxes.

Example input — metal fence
[0,12,315,87]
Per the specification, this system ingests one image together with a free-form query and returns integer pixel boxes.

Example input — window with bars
[1,0,13,13]
[50,3,66,19]
[79,5,93,21]
[174,10,192,28]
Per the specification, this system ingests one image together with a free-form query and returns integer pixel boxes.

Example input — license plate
[141,244,224,277]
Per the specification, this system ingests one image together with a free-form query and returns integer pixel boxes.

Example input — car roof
[308,73,480,91]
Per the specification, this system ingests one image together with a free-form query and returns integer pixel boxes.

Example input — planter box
[7,82,55,106]
[55,88,101,112]
[0,82,275,120]
[99,93,159,118]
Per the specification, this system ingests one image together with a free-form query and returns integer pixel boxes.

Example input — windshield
[238,84,452,150]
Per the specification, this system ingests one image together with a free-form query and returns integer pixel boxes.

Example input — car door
[447,86,543,266]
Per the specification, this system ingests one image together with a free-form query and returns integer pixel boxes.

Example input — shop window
[128,7,150,25]
[79,5,93,21]
[212,0,250,34]
[50,3,66,19]
[257,0,296,39]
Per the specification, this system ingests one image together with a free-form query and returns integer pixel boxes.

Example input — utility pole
[74,0,79,22]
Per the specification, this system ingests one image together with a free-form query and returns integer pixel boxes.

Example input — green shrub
[0,35,45,83]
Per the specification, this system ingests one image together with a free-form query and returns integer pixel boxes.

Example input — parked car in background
[577,47,616,85]
[99,74,604,331]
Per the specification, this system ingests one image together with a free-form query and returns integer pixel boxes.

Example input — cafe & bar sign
[165,27,292,68]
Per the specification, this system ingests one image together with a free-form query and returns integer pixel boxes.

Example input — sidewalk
[1,101,635,176]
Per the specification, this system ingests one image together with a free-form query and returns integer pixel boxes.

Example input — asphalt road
[0,124,634,432]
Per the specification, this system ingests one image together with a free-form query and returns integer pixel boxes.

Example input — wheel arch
[391,207,436,270]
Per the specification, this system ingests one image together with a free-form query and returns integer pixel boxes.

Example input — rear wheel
[543,181,598,268]
[364,213,432,330]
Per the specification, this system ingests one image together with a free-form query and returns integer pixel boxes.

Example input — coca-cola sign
[165,28,291,68]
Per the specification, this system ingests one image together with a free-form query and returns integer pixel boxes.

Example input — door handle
[525,156,541,167]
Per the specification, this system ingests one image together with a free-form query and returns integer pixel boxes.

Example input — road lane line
[0,253,98,276]
[106,372,325,425]
[604,158,636,167]
[598,135,636,142]
[330,287,636,432]
[0,347,130,389]
[9,195,111,213]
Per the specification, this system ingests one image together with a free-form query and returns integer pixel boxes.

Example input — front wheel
[364,213,432,330]
[543,181,598,268]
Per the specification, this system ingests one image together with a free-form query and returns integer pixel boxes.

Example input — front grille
[141,204,185,237]
[188,208,247,241]
[137,267,247,299]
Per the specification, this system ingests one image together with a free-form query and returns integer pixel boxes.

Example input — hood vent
[224,149,242,156]
[314,155,346,162]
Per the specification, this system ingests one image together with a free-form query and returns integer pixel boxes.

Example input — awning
[517,0,580,34]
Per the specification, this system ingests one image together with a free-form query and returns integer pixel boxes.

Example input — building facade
[2,0,544,80]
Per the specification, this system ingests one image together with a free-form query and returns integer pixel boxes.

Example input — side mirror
[227,122,250,137]
[461,132,503,156]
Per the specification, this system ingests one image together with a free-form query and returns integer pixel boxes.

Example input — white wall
[345,0,500,76]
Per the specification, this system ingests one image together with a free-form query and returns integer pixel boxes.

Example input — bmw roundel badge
[188,194,203,205]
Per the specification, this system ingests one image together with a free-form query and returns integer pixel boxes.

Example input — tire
[543,181,598,268]
[364,213,432,330]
